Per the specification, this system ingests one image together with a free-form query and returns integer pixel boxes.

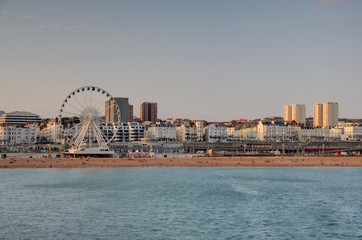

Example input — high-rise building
[313,103,323,127]
[140,102,157,122]
[283,104,306,125]
[283,105,292,122]
[313,102,339,128]
[292,104,306,125]
[128,104,133,122]
[105,97,129,123]
[323,102,339,128]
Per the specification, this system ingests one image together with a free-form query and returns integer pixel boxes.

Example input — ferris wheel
[58,86,121,155]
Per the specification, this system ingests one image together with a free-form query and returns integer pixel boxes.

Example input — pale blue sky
[0,0,361,121]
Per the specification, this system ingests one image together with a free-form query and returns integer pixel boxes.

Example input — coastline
[1,156,362,168]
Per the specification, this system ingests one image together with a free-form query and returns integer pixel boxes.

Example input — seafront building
[37,119,63,143]
[194,120,206,142]
[145,123,176,141]
[257,121,299,141]
[204,124,228,143]
[0,123,38,145]
[140,102,158,122]
[2,99,361,151]
[235,127,257,141]
[0,111,41,146]
[0,111,41,125]
[101,122,145,143]
[176,123,197,143]
[343,126,362,141]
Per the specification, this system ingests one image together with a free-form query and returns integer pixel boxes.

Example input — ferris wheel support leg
[91,121,109,149]
[73,119,91,150]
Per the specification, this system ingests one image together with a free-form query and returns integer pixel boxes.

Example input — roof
[6,111,40,117]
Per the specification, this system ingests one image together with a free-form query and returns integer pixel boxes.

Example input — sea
[0,167,361,240]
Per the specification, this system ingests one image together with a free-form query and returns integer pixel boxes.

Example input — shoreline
[1,156,362,168]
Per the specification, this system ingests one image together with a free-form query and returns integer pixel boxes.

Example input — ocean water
[0,167,361,240]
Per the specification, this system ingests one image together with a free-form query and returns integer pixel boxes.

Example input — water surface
[0,167,361,239]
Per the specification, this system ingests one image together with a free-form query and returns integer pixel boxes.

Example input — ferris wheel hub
[81,107,99,121]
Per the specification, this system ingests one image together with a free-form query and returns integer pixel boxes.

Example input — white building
[145,123,176,141]
[0,111,41,146]
[176,123,196,142]
[343,126,362,141]
[0,123,38,145]
[298,127,330,142]
[101,122,145,143]
[194,120,206,142]
[204,124,227,143]
[330,127,343,141]
[37,119,63,143]
[257,121,299,141]
[226,127,237,141]
[235,127,257,140]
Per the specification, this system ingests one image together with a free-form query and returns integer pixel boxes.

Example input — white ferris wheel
[59,86,121,156]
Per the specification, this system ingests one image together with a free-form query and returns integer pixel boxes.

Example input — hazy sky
[0,0,361,121]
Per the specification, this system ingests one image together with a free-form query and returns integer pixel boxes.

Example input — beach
[1,156,362,168]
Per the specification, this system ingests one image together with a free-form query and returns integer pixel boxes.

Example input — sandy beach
[1,156,362,168]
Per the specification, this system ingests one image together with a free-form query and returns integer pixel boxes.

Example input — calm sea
[0,167,361,240]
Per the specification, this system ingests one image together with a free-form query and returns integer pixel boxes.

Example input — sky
[0,0,361,121]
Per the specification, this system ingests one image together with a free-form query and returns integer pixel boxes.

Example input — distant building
[283,105,292,122]
[140,102,157,122]
[0,111,41,125]
[176,123,196,142]
[194,120,206,142]
[100,122,145,143]
[313,102,339,128]
[313,103,323,127]
[128,104,133,122]
[284,104,306,125]
[37,119,63,143]
[105,97,129,123]
[298,127,330,142]
[257,121,299,141]
[234,127,257,141]
[0,123,38,145]
[343,126,362,141]
[145,123,176,141]
[204,124,227,143]
[323,102,339,128]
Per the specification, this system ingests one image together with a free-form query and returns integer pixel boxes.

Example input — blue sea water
[0,167,361,240]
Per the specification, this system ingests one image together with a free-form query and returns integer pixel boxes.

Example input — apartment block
[283,104,306,125]
[323,102,339,128]
[140,102,157,122]
[105,97,129,123]
[313,104,323,127]
[313,102,339,128]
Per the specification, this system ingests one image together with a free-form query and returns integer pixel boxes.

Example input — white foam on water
[230,181,260,196]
